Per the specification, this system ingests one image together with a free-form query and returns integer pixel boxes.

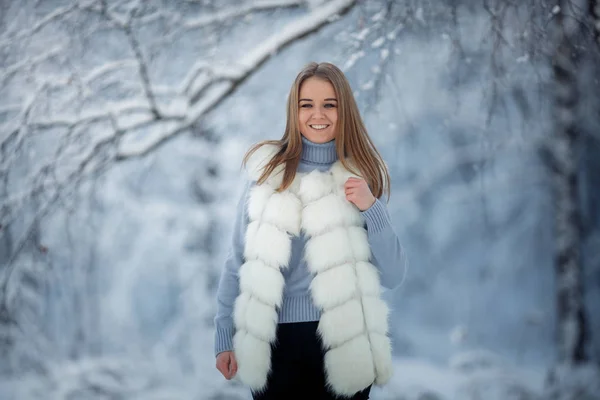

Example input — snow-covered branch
[0,0,358,283]
[124,24,161,118]
[0,48,64,89]
[0,2,79,49]
[116,0,357,159]
[182,0,354,97]
[184,0,304,29]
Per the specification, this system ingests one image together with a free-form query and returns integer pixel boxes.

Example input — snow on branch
[0,47,64,89]
[0,0,357,273]
[124,24,161,118]
[231,0,354,75]
[1,0,355,166]
[184,0,304,29]
[82,60,139,85]
[117,0,356,159]
[0,2,79,49]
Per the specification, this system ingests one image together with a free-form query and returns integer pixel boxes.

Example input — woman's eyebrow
[298,98,338,102]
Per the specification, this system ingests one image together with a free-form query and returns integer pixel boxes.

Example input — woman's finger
[216,354,232,379]
[216,360,226,378]
[230,353,238,377]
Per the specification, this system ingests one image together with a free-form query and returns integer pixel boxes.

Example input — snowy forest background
[1,0,599,399]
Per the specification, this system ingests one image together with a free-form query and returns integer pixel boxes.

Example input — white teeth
[310,124,328,130]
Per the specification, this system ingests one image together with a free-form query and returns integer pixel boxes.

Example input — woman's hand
[216,351,238,380]
[344,177,376,211]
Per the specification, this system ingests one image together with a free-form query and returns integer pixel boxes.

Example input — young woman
[214,62,406,399]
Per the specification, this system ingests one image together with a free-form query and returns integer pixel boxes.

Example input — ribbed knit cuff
[214,326,235,357]
[361,198,392,234]
[278,295,321,323]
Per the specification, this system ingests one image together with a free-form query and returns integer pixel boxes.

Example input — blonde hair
[243,62,390,199]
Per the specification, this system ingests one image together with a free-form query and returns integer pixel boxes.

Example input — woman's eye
[300,103,335,109]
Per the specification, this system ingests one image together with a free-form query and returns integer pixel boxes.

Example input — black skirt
[251,321,372,400]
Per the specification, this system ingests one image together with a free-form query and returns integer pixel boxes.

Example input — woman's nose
[312,107,325,119]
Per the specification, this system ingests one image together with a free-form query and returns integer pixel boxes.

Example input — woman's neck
[300,136,337,165]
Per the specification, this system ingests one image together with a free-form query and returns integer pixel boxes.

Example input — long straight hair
[243,62,390,199]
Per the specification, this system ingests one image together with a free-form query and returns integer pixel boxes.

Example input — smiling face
[298,77,338,144]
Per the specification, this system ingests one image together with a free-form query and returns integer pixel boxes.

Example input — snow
[187,81,233,122]
[387,28,400,40]
[415,7,426,24]
[184,0,302,29]
[1,47,63,84]
[343,50,365,70]
[544,363,600,400]
[1,0,599,399]
[234,0,355,73]
[117,119,182,158]
[116,110,154,131]
[376,355,545,400]
[371,10,386,22]
[0,2,78,49]
[83,60,138,85]
[372,36,385,48]
[114,0,356,160]
[179,60,211,95]
[0,353,550,400]
[380,48,389,60]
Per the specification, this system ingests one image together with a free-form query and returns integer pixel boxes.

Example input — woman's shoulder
[243,141,282,181]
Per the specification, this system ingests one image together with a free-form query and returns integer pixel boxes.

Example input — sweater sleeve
[214,179,252,357]
[361,198,407,290]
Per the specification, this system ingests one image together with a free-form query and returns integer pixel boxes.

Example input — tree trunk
[550,0,588,365]
[542,3,600,398]
[590,0,600,46]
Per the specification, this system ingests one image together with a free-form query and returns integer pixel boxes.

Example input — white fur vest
[233,145,392,396]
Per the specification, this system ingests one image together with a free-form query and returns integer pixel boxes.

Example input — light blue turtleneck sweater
[214,137,406,356]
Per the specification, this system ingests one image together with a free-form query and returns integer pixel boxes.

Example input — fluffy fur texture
[233,144,392,395]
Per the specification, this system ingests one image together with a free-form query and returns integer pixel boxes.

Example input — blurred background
[1,0,599,399]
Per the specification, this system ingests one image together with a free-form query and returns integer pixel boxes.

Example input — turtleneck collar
[301,136,338,165]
